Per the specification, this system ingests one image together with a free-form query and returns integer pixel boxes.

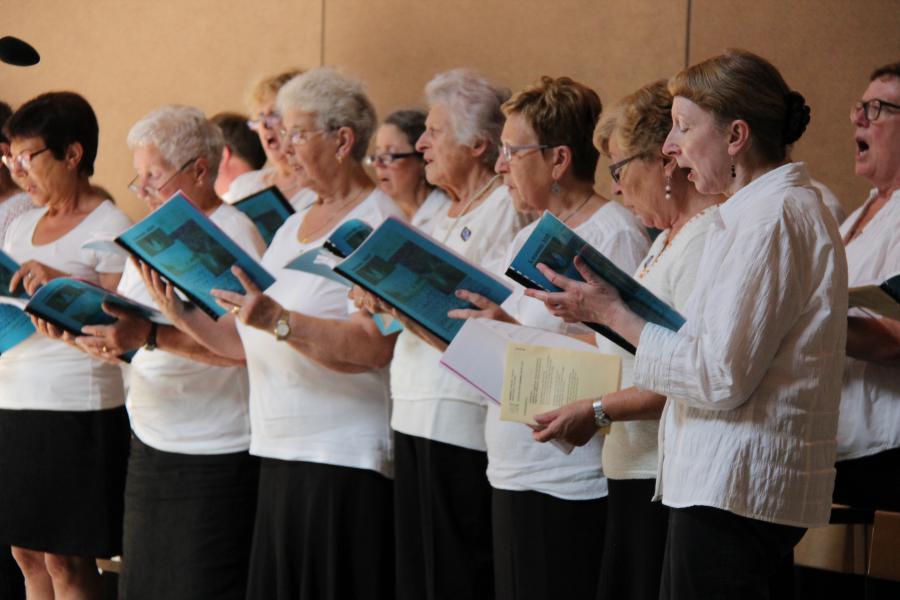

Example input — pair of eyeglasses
[609,153,643,184]
[247,113,281,131]
[278,127,330,146]
[1,147,49,172]
[851,98,900,122]
[364,151,421,167]
[128,157,198,198]
[501,142,549,162]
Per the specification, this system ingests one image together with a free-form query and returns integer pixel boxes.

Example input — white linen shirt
[836,188,900,460]
[390,185,531,451]
[633,163,848,528]
[238,189,404,476]
[486,201,648,500]
[119,203,265,455]
[222,167,311,211]
[600,206,718,480]
[0,200,132,411]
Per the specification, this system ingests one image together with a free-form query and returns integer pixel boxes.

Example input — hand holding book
[211,265,285,333]
[524,256,647,350]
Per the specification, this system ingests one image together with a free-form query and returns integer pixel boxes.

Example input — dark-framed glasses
[1,147,49,172]
[247,113,282,131]
[364,151,421,167]
[128,157,198,198]
[501,142,550,162]
[851,98,900,122]
[608,153,642,184]
[279,127,329,146]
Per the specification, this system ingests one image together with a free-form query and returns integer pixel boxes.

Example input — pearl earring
[664,175,672,201]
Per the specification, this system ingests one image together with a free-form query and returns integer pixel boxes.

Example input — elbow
[367,340,395,370]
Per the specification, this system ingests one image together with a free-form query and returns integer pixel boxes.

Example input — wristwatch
[273,311,291,341]
[592,398,611,428]
[143,322,158,351]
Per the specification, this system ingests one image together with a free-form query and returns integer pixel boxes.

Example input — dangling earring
[730,155,736,178]
[337,154,343,165]
[664,175,672,201]
[550,181,561,196]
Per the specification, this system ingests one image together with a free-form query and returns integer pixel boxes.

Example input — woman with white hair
[385,68,529,600]
[68,105,265,600]
[142,68,403,600]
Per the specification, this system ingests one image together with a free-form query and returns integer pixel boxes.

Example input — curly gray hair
[424,68,510,167]
[127,105,223,179]
[276,67,377,161]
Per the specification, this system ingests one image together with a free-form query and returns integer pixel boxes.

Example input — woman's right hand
[10,260,66,296]
[135,258,188,325]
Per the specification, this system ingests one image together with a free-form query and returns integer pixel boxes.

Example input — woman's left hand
[447,289,517,324]
[212,265,284,331]
[532,398,598,446]
[75,303,152,363]
[524,256,624,325]
[10,260,65,296]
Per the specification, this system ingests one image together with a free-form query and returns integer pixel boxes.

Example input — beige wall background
[1,0,898,221]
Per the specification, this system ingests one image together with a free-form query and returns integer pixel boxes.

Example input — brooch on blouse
[460,226,472,241]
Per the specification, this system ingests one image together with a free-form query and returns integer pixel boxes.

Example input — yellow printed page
[500,343,621,425]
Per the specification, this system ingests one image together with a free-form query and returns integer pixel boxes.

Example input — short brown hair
[870,62,900,81]
[594,80,672,160]
[668,49,809,164]
[246,68,304,111]
[503,76,602,182]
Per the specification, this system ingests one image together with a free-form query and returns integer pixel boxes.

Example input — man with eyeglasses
[834,61,900,513]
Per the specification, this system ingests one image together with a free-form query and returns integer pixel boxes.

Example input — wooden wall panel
[0,0,322,220]
[689,0,900,214]
[322,0,688,196]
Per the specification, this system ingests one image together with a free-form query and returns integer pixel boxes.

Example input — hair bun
[783,91,810,145]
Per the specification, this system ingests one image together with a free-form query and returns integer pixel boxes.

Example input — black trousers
[597,478,668,600]
[394,432,494,600]
[833,446,900,511]
[492,488,606,600]
[659,505,806,600]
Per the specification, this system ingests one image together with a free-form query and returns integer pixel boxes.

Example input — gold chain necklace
[440,174,500,244]
[637,206,715,280]
[299,187,369,244]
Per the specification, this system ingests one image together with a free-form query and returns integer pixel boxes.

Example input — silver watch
[592,398,611,428]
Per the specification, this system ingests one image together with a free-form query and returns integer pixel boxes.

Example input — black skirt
[245,458,394,600]
[0,406,129,557]
[492,488,607,600]
[119,436,259,600]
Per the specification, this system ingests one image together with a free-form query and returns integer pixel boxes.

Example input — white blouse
[600,206,718,480]
[237,188,404,476]
[222,167,310,211]
[633,163,848,528]
[390,185,531,451]
[119,203,265,455]
[410,188,452,235]
[486,201,648,500]
[0,200,132,411]
[837,188,900,461]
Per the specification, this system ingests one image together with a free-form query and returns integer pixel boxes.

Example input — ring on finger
[102,345,109,353]
[230,305,240,314]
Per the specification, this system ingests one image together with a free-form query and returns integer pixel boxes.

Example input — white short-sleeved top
[837,188,900,460]
[486,201,648,500]
[411,189,452,235]
[237,188,404,476]
[118,203,265,455]
[390,185,532,452]
[0,200,132,411]
[0,191,34,244]
[634,163,847,528]
[599,206,718,480]
[222,167,310,211]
